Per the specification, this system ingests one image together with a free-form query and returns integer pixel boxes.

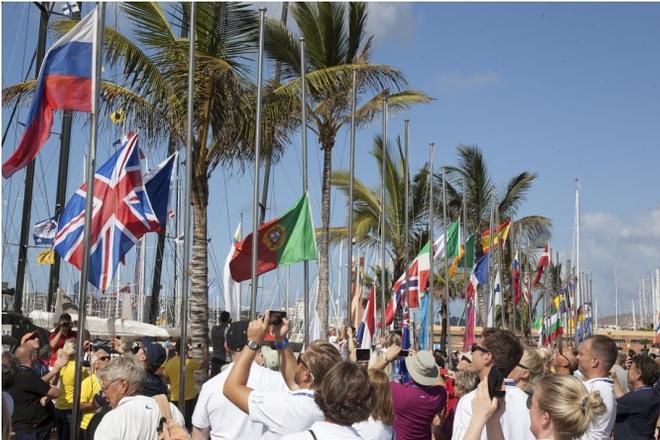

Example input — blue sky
[2,2,659,321]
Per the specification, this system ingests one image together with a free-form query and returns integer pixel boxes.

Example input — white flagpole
[346,68,357,327]
[427,142,435,350]
[380,99,388,336]
[441,165,450,353]
[250,8,266,320]
[71,6,104,438]
[179,2,196,411]
[300,36,310,346]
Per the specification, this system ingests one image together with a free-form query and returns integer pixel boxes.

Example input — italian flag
[229,194,317,282]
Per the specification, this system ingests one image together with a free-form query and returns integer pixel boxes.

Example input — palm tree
[329,135,442,277]
[265,2,433,336]
[3,3,298,363]
[444,144,552,326]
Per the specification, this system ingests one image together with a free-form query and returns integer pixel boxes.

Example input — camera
[268,311,286,326]
[398,349,409,357]
[356,348,371,362]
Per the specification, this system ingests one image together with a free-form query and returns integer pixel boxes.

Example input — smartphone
[399,349,409,357]
[487,365,507,399]
[268,311,287,326]
[356,348,371,361]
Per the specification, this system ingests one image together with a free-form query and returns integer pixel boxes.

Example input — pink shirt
[390,381,446,440]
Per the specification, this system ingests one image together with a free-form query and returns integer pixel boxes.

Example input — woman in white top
[282,362,375,440]
[465,373,607,440]
[354,369,395,440]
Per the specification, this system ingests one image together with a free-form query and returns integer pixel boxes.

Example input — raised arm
[272,318,298,390]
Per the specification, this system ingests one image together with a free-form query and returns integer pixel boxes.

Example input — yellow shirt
[80,374,102,429]
[55,361,88,410]
[163,355,201,401]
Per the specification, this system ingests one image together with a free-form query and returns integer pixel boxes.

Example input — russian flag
[3,8,97,178]
[356,285,375,349]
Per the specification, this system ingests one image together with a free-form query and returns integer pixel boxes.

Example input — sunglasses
[98,356,111,361]
[460,355,472,364]
[471,343,490,354]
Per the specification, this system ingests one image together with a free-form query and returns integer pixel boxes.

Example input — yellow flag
[110,108,125,124]
[36,249,55,265]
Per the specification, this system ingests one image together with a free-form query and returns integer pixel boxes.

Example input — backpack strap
[153,394,173,434]
[307,430,318,440]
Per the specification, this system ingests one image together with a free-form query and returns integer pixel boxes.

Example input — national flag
[33,217,58,246]
[229,194,317,282]
[433,220,460,259]
[62,1,80,16]
[481,220,511,253]
[36,249,55,265]
[143,153,177,233]
[356,285,376,349]
[396,302,412,383]
[3,8,98,178]
[417,293,430,348]
[522,271,532,305]
[487,271,502,327]
[466,254,489,300]
[543,312,563,345]
[350,257,365,329]
[223,222,242,321]
[53,132,158,292]
[533,243,550,285]
[392,241,430,309]
[118,284,131,293]
[449,233,476,277]
[512,251,521,305]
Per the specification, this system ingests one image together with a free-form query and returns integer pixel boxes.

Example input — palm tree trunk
[317,144,332,339]
[190,161,210,371]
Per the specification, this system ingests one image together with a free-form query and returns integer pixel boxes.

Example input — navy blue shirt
[614,386,660,440]
[141,370,168,397]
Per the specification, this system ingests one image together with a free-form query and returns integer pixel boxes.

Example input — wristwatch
[246,339,260,351]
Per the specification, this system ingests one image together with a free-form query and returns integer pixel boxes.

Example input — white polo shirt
[579,377,616,440]
[248,388,324,439]
[282,421,363,440]
[95,395,186,440]
[353,416,394,440]
[192,362,288,440]
[451,381,534,440]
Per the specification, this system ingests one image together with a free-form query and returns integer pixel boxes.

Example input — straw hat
[405,351,439,386]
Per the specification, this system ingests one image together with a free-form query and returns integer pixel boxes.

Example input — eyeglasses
[460,356,472,364]
[98,356,110,361]
[471,343,490,354]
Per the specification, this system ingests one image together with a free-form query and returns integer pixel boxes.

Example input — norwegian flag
[512,251,521,305]
[53,132,158,291]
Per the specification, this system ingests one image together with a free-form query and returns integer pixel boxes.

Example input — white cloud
[366,3,416,45]
[435,71,503,93]
[581,207,660,318]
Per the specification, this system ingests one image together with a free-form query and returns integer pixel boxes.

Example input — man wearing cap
[135,340,168,397]
[451,328,529,440]
[374,347,447,440]
[192,321,288,440]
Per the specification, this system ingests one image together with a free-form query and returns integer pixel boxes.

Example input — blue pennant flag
[144,153,177,232]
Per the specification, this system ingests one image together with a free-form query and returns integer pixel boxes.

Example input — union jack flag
[53,132,158,292]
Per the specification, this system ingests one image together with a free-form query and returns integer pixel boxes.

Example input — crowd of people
[2,311,660,440]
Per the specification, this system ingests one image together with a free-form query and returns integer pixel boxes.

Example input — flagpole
[461,177,467,330]
[346,68,357,328]
[441,166,450,353]
[71,5,104,439]
[300,36,310,346]
[178,2,196,412]
[250,8,266,321]
[403,119,410,340]
[380,99,388,336]
[427,142,435,350]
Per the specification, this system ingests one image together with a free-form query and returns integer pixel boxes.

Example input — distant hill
[599,313,656,330]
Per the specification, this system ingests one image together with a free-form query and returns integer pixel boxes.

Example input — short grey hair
[98,355,146,392]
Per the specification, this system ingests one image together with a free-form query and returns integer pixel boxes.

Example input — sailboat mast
[575,179,581,314]
[427,142,435,350]
[14,2,50,315]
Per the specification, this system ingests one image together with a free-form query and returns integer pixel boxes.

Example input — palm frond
[354,89,435,126]
[498,172,538,217]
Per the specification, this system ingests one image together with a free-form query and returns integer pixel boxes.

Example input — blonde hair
[453,370,479,398]
[536,347,553,373]
[535,374,606,440]
[368,369,394,425]
[517,349,545,393]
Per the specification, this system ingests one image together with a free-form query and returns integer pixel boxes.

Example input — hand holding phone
[487,366,507,399]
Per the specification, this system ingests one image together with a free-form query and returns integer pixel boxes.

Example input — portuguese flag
[229,194,317,282]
